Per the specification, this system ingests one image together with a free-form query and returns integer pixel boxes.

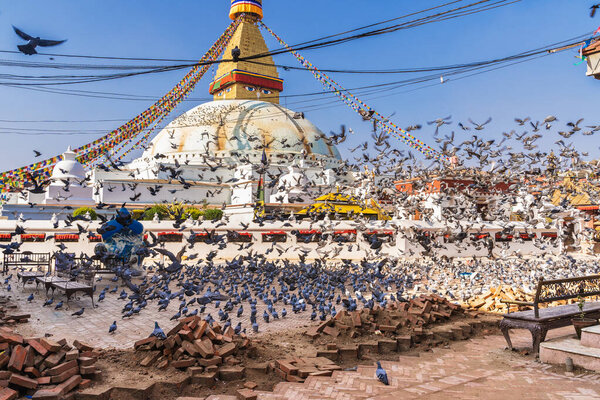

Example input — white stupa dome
[141,100,342,167]
[51,147,86,181]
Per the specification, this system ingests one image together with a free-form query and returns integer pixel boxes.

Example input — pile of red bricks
[268,357,341,385]
[1,313,30,326]
[134,316,251,384]
[0,296,30,326]
[305,294,464,340]
[0,327,100,400]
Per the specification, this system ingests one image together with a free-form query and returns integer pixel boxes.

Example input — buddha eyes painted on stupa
[245,86,256,92]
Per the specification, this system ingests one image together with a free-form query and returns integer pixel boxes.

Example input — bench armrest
[500,300,535,306]
[500,299,535,314]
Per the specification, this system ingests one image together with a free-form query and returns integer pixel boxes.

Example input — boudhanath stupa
[1,0,359,219]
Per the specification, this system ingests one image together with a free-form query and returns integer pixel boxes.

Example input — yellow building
[297,192,391,220]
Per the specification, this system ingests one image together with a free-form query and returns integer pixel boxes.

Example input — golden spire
[210,1,283,104]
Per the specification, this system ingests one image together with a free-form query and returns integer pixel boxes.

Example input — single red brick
[139,352,160,368]
[9,373,38,389]
[216,342,236,358]
[31,387,61,400]
[171,358,195,369]
[72,341,93,352]
[42,352,65,369]
[277,361,298,375]
[237,388,257,400]
[244,381,258,389]
[193,321,208,339]
[78,351,100,358]
[50,366,79,384]
[133,337,157,349]
[197,356,222,367]
[39,339,61,353]
[24,366,40,378]
[181,341,199,357]
[45,360,78,377]
[188,366,204,376]
[36,376,51,385]
[26,340,48,357]
[0,387,17,400]
[64,350,78,361]
[56,374,82,395]
[351,311,362,327]
[0,334,23,346]
[7,345,26,372]
[79,365,96,375]
[218,366,245,381]
[322,326,339,338]
[194,338,214,358]
[191,372,216,386]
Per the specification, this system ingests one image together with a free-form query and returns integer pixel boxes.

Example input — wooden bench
[17,270,46,287]
[500,275,600,354]
[35,276,71,296]
[4,252,51,278]
[49,281,94,307]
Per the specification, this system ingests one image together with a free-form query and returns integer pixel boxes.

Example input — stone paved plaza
[250,327,600,400]
[1,275,313,349]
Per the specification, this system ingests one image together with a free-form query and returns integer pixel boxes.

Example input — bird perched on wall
[13,26,67,55]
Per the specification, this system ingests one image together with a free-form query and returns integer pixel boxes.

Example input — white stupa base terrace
[0,216,560,261]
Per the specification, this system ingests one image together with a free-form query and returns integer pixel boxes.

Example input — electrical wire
[0,0,521,87]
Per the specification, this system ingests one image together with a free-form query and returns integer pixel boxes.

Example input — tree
[73,207,97,220]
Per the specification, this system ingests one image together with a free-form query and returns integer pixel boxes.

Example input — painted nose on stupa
[230,0,263,20]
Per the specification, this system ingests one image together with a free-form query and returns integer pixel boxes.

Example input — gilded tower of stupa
[209,0,283,104]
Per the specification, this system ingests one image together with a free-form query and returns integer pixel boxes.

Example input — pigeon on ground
[71,308,85,317]
[150,321,167,340]
[375,361,389,385]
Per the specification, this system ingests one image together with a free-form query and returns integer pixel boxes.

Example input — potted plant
[572,296,598,339]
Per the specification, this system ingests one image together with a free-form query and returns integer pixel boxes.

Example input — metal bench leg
[531,326,545,355]
[499,320,513,350]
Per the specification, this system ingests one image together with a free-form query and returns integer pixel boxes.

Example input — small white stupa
[44,147,94,205]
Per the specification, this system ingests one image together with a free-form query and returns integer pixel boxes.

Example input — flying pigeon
[13,26,67,55]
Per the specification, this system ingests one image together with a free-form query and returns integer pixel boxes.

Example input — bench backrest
[4,253,51,266]
[535,275,600,304]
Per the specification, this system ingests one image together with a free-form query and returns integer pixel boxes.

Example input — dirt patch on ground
[79,312,501,399]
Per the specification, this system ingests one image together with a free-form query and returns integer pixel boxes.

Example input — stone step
[540,335,600,372]
[581,324,600,349]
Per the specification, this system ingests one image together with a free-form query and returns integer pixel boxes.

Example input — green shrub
[203,208,223,221]
[184,208,204,220]
[131,209,145,220]
[143,205,170,221]
[73,207,97,220]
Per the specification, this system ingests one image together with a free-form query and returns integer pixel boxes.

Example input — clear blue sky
[0,0,598,171]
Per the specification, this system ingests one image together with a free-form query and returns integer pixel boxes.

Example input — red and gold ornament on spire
[230,0,263,20]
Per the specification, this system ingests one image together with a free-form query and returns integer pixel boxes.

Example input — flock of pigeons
[6,13,600,386]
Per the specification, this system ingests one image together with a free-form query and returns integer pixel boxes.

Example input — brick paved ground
[252,327,600,400]
[0,277,315,349]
